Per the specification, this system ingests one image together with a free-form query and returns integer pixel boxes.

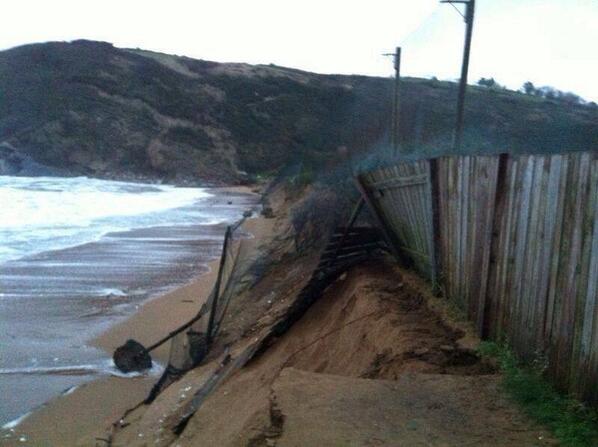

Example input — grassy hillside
[0,40,596,183]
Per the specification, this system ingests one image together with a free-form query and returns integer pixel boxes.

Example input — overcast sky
[3,0,597,102]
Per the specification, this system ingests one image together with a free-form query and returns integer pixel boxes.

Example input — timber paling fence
[358,150,598,403]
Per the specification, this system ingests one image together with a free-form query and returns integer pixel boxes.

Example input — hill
[0,40,596,183]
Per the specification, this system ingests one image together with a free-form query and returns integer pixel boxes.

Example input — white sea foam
[1,412,31,429]
[0,360,164,430]
[0,176,213,263]
[105,359,165,378]
[95,288,128,297]
[0,364,101,375]
[62,385,79,396]
[0,359,164,378]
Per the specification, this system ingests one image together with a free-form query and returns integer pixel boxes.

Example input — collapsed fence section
[145,208,387,403]
[358,150,598,403]
[357,160,437,283]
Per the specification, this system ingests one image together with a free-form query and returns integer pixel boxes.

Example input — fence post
[206,225,232,345]
[482,153,510,338]
[429,158,442,292]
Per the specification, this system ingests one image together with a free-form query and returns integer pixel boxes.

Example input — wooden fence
[358,150,598,403]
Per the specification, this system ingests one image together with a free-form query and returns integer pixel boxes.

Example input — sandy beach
[2,267,220,446]
[0,187,270,446]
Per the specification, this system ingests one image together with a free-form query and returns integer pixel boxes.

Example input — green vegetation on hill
[0,40,596,182]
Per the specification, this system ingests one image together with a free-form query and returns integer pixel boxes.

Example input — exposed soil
[107,259,556,446]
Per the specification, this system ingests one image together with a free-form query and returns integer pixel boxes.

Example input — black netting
[146,218,257,401]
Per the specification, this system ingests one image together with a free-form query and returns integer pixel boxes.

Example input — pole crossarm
[442,2,466,20]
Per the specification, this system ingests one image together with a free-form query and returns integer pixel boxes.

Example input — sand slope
[107,261,556,447]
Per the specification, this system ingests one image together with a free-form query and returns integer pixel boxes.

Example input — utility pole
[441,0,475,151]
[383,47,402,155]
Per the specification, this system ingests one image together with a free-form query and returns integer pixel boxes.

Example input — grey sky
[3,0,597,101]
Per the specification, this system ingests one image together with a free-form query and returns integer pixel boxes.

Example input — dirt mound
[257,262,495,380]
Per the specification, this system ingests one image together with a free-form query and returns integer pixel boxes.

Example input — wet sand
[1,269,219,446]
[0,211,273,446]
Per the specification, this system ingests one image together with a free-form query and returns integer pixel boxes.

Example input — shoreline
[91,256,221,365]
[1,196,271,446]
[0,264,221,446]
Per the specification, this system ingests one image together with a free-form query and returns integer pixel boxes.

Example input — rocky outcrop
[0,142,66,176]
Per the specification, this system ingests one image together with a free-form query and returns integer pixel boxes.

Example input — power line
[398,4,443,48]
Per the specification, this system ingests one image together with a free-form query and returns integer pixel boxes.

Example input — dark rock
[262,206,275,218]
[0,143,66,177]
[113,339,152,373]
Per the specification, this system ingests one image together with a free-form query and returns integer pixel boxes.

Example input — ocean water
[0,176,217,264]
[0,175,258,428]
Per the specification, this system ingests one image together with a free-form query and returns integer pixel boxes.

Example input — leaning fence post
[354,174,405,265]
[206,225,232,345]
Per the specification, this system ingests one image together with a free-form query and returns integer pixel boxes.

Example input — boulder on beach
[113,339,152,373]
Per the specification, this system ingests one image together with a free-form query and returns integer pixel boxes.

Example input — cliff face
[1,40,596,183]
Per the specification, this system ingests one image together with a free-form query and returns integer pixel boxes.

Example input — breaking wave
[0,176,213,263]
